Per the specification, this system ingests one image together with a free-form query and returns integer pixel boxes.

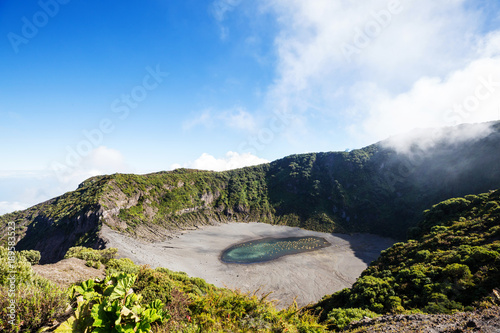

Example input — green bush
[326,308,378,330]
[0,247,70,332]
[346,276,396,313]
[85,260,101,269]
[64,246,118,265]
[134,267,174,305]
[57,273,169,333]
[0,275,68,332]
[105,258,139,275]
[154,267,212,296]
[442,263,473,288]
[187,286,328,332]
[0,247,34,285]
[18,250,41,265]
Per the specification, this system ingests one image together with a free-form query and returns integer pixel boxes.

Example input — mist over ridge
[1,121,499,263]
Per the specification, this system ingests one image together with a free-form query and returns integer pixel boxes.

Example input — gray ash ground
[347,306,500,333]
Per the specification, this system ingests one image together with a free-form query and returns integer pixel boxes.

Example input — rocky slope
[1,121,500,263]
[346,306,500,332]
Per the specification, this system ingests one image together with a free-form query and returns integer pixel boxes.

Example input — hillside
[1,191,499,332]
[312,189,500,329]
[1,121,500,263]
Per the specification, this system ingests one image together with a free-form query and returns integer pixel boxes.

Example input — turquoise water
[220,236,331,264]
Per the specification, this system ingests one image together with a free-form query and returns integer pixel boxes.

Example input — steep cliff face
[265,121,500,236]
[0,176,110,263]
[16,206,105,264]
[1,122,500,263]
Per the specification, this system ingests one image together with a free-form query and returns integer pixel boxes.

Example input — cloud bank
[259,0,500,147]
[172,151,269,171]
[0,201,27,215]
[0,146,132,215]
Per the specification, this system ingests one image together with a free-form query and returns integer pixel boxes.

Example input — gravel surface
[32,257,105,288]
[347,306,500,332]
[101,222,394,308]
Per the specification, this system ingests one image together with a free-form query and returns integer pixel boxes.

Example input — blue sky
[1,0,500,214]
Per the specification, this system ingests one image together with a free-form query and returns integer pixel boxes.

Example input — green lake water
[220,236,331,264]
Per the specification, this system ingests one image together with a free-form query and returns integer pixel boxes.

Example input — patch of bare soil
[32,257,105,288]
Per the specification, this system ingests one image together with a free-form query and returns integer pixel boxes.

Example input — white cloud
[222,107,256,131]
[54,146,130,185]
[183,110,213,130]
[172,151,269,171]
[477,31,500,58]
[0,170,62,215]
[211,0,241,22]
[265,0,478,96]
[210,0,242,39]
[81,146,128,174]
[0,146,132,216]
[0,170,52,179]
[348,53,500,147]
[380,122,494,154]
[0,201,27,215]
[257,0,499,148]
[183,107,256,131]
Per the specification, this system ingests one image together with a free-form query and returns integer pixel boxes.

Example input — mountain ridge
[2,121,500,263]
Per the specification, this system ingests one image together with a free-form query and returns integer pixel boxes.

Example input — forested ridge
[1,122,499,263]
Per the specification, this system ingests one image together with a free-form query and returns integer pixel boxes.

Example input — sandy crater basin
[102,222,394,308]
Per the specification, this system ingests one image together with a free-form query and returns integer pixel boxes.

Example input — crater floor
[101,222,395,308]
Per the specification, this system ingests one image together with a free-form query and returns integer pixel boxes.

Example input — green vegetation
[313,190,500,328]
[0,122,499,330]
[325,308,379,331]
[2,122,500,263]
[64,246,118,269]
[1,188,500,331]
[56,273,168,333]
[0,248,68,333]
[110,165,274,232]
[0,246,328,332]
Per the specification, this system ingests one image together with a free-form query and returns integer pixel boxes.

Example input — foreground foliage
[55,260,327,332]
[56,273,168,333]
[0,245,327,332]
[0,248,68,332]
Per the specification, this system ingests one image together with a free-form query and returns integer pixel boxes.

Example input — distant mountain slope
[312,189,500,325]
[1,121,499,263]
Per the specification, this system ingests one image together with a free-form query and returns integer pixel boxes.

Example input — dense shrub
[188,288,326,332]
[134,267,175,305]
[0,247,33,285]
[18,250,41,265]
[326,308,379,330]
[0,277,68,333]
[0,247,68,332]
[314,190,500,320]
[64,246,118,264]
[105,258,140,275]
[155,267,212,296]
